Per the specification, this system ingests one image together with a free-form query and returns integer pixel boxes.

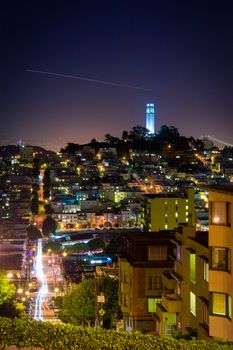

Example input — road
[33,239,48,320]
[32,239,62,322]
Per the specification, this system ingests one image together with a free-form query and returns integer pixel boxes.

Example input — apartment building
[119,231,175,333]
[207,185,233,341]
[155,225,209,339]
[142,188,195,231]
[119,185,233,341]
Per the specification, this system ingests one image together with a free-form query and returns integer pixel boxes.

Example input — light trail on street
[33,239,48,320]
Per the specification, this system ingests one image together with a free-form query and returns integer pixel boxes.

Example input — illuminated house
[146,103,155,134]
[119,185,233,341]
[119,231,175,333]
[142,188,195,231]
[207,185,233,341]
[155,225,209,339]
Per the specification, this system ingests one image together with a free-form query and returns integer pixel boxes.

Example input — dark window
[211,247,230,271]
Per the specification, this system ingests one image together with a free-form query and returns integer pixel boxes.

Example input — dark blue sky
[1,0,233,150]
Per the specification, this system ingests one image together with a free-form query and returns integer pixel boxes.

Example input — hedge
[0,318,233,350]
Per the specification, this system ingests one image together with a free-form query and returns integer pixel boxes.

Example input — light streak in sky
[26,69,151,91]
[33,239,48,320]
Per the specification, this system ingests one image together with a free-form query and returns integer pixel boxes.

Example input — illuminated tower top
[146,103,155,134]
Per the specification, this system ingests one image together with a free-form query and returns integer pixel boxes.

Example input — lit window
[228,295,232,319]
[165,323,176,336]
[211,293,232,318]
[177,245,182,262]
[148,298,161,312]
[211,202,230,226]
[190,253,196,284]
[211,247,230,271]
[124,294,129,307]
[212,293,226,316]
[204,261,209,282]
[190,292,196,315]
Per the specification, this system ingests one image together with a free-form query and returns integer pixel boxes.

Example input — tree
[104,134,119,144]
[27,225,42,241]
[88,238,105,252]
[100,276,121,328]
[66,243,89,254]
[42,216,58,236]
[0,272,25,318]
[31,191,39,216]
[44,204,54,215]
[130,126,149,140]
[122,130,129,141]
[104,237,124,262]
[59,278,96,325]
[32,157,40,179]
[0,272,16,305]
[43,168,51,199]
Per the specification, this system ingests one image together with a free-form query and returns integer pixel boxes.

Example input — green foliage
[1,317,233,350]
[59,279,96,326]
[100,276,121,328]
[0,272,16,305]
[0,273,26,318]
[66,243,89,255]
[27,224,42,241]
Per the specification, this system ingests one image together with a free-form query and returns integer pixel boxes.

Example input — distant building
[146,103,155,134]
[142,188,195,231]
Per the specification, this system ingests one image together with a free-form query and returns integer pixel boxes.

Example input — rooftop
[203,184,233,196]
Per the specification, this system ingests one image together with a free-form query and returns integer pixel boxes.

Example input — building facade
[207,186,233,341]
[146,103,155,134]
[142,188,195,231]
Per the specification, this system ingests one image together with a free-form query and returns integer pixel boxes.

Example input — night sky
[1,0,233,150]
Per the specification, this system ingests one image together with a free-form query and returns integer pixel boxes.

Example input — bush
[0,317,233,350]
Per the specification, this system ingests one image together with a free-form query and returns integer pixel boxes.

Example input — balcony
[162,293,182,313]
[162,272,176,290]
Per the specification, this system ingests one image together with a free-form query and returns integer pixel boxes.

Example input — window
[148,298,162,312]
[203,304,209,325]
[177,245,182,261]
[148,246,167,261]
[190,292,196,316]
[124,294,129,307]
[154,276,162,289]
[165,323,176,336]
[176,281,181,296]
[211,202,230,226]
[211,247,230,271]
[148,276,162,290]
[123,271,129,283]
[204,261,209,282]
[228,295,232,319]
[190,253,196,284]
[211,293,232,318]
